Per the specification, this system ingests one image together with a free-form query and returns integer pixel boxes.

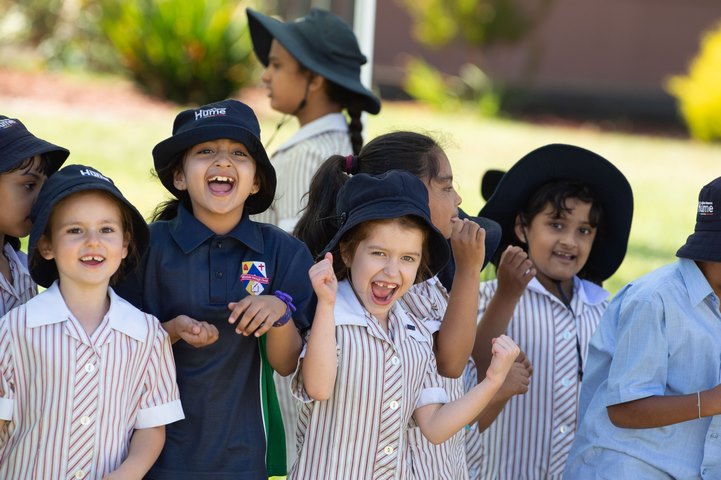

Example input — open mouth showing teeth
[80,255,104,265]
[554,252,575,260]
[208,175,235,194]
[371,281,398,303]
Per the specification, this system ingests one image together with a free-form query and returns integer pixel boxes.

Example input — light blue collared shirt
[565,258,721,479]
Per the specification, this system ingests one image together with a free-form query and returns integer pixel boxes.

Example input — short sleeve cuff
[0,397,13,420]
[424,320,442,335]
[416,387,448,409]
[605,387,662,408]
[135,399,184,429]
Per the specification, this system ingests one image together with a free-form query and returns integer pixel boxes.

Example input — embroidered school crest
[241,261,269,295]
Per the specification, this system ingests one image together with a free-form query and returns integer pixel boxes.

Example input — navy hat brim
[246,8,381,115]
[479,144,633,282]
[152,108,276,215]
[676,231,721,263]
[0,116,68,174]
[29,165,149,288]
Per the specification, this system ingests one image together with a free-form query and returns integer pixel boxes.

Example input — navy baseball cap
[153,99,277,215]
[322,170,450,278]
[677,177,721,262]
[0,116,68,174]
[29,164,149,288]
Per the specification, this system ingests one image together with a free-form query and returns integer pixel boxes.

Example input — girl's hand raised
[449,218,486,273]
[496,245,535,299]
[308,252,337,305]
[486,335,521,386]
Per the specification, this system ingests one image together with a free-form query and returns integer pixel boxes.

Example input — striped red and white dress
[400,276,471,480]
[289,280,447,479]
[0,283,184,480]
[0,244,37,318]
[474,276,608,479]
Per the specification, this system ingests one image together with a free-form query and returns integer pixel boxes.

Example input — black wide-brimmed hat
[677,177,721,262]
[28,164,149,288]
[0,116,68,174]
[246,8,381,115]
[152,99,276,215]
[479,144,633,282]
[322,170,450,277]
[480,169,505,201]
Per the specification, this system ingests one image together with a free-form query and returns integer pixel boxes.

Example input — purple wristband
[273,290,296,327]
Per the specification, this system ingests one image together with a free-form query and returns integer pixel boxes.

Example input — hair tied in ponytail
[343,154,358,175]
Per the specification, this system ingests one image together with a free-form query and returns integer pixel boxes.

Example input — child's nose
[384,258,400,276]
[214,152,233,166]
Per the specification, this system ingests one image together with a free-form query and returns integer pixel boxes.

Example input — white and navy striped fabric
[474,276,608,479]
[0,283,184,479]
[400,276,470,480]
[252,112,351,233]
[0,244,36,318]
[289,280,447,479]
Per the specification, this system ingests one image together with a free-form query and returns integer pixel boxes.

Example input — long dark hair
[325,80,366,154]
[294,131,443,257]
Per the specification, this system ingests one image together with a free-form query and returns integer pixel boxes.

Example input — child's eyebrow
[367,243,422,257]
[20,170,41,180]
[435,174,453,184]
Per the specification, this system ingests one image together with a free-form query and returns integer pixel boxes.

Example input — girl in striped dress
[290,170,519,479]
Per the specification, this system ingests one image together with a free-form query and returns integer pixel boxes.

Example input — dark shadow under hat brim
[322,199,450,278]
[479,144,634,282]
[677,231,721,263]
[152,124,277,215]
[246,8,381,115]
[29,173,149,289]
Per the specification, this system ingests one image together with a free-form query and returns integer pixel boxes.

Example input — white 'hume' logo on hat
[79,168,111,183]
[195,107,227,120]
[0,119,17,129]
[698,201,714,216]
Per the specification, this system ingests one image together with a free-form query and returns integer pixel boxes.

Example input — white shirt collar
[526,275,609,307]
[3,243,29,273]
[274,113,348,153]
[25,282,149,342]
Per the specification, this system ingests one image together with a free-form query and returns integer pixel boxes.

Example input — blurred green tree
[667,21,721,142]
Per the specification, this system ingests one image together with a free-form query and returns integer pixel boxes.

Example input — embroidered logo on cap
[79,169,111,182]
[195,107,227,120]
[0,119,17,129]
[699,201,714,216]
[241,261,269,295]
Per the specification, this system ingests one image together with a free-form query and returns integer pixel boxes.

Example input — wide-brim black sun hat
[322,170,450,277]
[152,99,276,215]
[677,176,721,262]
[246,8,381,115]
[0,116,68,174]
[479,144,633,282]
[28,164,149,288]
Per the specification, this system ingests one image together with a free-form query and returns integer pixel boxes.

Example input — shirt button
[74,470,85,479]
[80,416,91,426]
[389,401,399,410]
[561,377,572,387]
[391,356,400,366]
[559,425,568,434]
[384,446,394,455]
[712,433,719,439]
[84,363,95,373]
[563,331,573,340]
[215,271,223,279]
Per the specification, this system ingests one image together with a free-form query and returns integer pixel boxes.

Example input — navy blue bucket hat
[480,144,633,282]
[246,8,381,115]
[0,116,68,174]
[677,177,721,262]
[152,99,276,215]
[322,170,450,277]
[28,164,149,288]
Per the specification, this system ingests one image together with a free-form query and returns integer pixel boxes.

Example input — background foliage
[667,21,721,142]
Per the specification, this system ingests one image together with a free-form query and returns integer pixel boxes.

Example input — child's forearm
[434,267,481,378]
[266,322,303,376]
[414,376,504,445]
[161,318,181,344]
[608,388,721,428]
[301,300,337,401]
[106,426,165,479]
[472,292,518,380]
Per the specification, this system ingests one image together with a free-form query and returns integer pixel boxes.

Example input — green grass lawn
[7,88,721,295]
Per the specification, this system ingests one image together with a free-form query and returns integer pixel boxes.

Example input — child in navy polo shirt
[0,115,68,317]
[116,99,315,479]
[0,164,183,479]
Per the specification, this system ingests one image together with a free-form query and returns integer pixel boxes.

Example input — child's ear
[308,73,326,94]
[121,233,130,260]
[514,215,527,244]
[339,244,352,267]
[250,177,260,195]
[173,169,187,191]
[37,235,55,260]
